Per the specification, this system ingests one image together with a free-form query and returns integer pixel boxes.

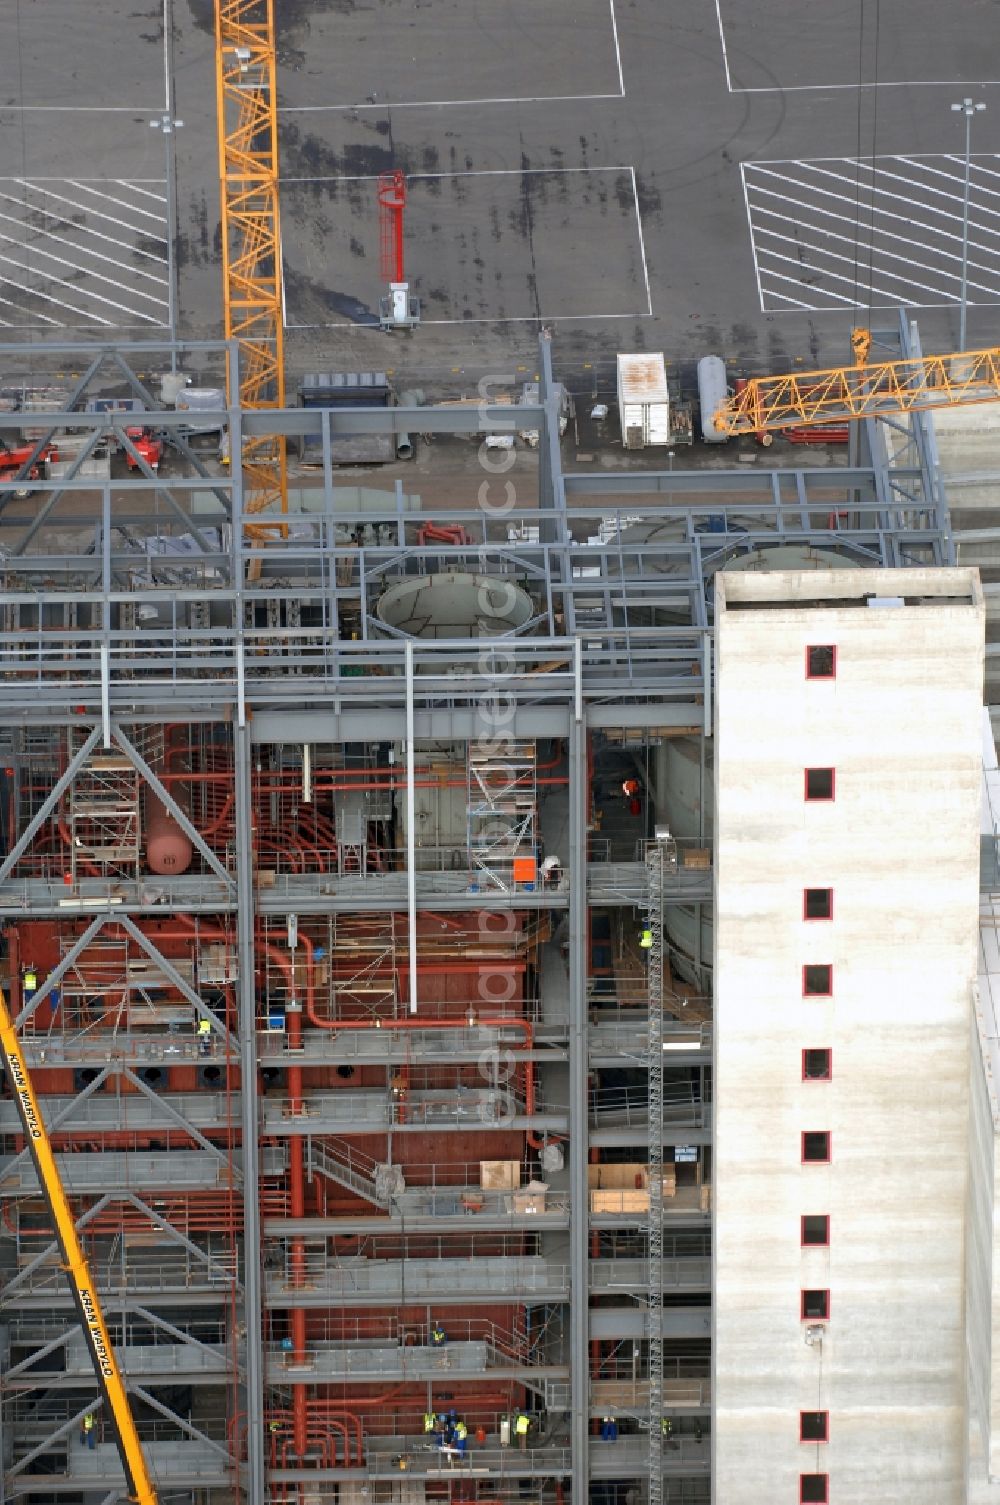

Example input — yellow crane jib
[0,989,160,1505]
[713,343,1000,438]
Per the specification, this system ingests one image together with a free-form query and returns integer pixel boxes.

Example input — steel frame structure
[0,319,949,1505]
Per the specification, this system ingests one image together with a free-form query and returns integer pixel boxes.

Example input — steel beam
[111,726,233,887]
[0,725,102,886]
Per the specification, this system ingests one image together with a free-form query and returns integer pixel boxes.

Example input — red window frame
[800,1475,829,1504]
[799,1411,829,1444]
[802,1048,832,1081]
[803,887,834,921]
[802,964,833,997]
[800,1215,830,1247]
[804,768,836,802]
[805,645,837,680]
[801,1289,830,1321]
[802,1131,831,1163]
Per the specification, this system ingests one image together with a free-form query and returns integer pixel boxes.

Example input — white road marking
[751,204,999,294]
[743,153,1000,312]
[13,180,165,240]
[282,165,635,184]
[0,231,168,316]
[748,179,1000,279]
[0,203,169,285]
[283,164,648,327]
[0,254,114,324]
[281,0,623,111]
[0,187,168,265]
[286,312,649,328]
[0,178,168,329]
[713,2,1000,93]
[64,180,168,226]
[610,0,625,96]
[630,166,652,316]
[713,0,733,93]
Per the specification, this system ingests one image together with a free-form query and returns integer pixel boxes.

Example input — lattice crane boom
[214,0,287,535]
[713,342,1000,438]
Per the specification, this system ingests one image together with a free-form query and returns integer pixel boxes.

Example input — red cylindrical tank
[145,796,193,875]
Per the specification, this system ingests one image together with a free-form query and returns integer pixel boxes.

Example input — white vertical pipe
[405,641,418,1014]
[302,744,312,803]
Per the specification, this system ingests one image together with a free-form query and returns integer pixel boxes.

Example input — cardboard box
[590,1189,650,1213]
[480,1159,520,1191]
[513,1179,548,1214]
[682,848,711,870]
[699,1184,712,1213]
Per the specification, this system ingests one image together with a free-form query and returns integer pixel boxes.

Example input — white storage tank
[697,356,729,443]
[617,352,670,449]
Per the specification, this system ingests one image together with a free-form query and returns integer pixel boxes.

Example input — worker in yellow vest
[423,1411,436,1434]
[515,1410,530,1452]
[81,1412,95,1449]
[196,1017,213,1057]
[639,928,653,950]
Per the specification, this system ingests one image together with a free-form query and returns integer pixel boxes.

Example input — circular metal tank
[376,572,534,638]
[145,797,193,875]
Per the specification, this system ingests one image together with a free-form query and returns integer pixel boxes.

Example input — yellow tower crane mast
[0,987,159,1504]
[214,0,287,548]
[714,330,1000,439]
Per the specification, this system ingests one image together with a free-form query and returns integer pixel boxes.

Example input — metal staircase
[306,1138,401,1208]
[467,739,537,891]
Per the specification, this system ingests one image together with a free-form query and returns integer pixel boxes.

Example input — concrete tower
[713,568,985,1505]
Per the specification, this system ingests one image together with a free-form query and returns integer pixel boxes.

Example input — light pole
[951,96,985,353]
[151,0,183,371]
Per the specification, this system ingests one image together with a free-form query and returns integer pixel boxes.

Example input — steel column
[234,720,267,1504]
[568,679,590,1503]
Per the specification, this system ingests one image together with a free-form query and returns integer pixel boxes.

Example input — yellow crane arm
[0,989,159,1505]
[713,344,1000,437]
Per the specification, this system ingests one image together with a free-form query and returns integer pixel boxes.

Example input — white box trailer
[617,352,670,449]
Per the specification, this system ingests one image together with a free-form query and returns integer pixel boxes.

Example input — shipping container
[617,352,670,449]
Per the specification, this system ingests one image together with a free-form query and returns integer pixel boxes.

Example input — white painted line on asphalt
[0,204,169,285]
[0,105,158,112]
[282,0,624,111]
[0,177,169,329]
[282,164,646,327]
[742,153,1000,312]
[714,1,1000,93]
[753,266,860,308]
[282,165,635,184]
[752,226,966,304]
[630,166,652,316]
[0,188,168,265]
[64,180,168,226]
[0,289,60,325]
[122,181,168,203]
[750,203,1000,292]
[286,312,649,328]
[739,162,764,311]
[748,164,996,253]
[0,255,114,324]
[0,231,169,311]
[610,0,626,96]
[282,92,622,112]
[12,180,164,240]
[713,0,733,93]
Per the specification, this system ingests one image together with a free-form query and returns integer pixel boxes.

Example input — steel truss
[0,322,946,1505]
